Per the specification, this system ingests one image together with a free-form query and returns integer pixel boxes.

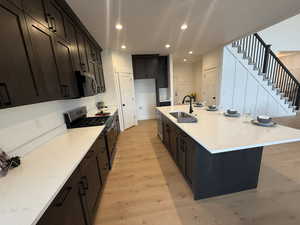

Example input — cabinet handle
[0,83,12,106]
[54,187,72,207]
[81,176,89,190]
[51,17,57,33]
[81,63,86,72]
[79,182,86,196]
[47,14,54,30]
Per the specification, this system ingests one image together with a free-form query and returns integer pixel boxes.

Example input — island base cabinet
[193,146,263,200]
[160,114,264,200]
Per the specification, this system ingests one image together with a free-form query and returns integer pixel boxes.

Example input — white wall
[173,62,196,105]
[0,95,102,156]
[134,79,156,120]
[197,48,223,105]
[259,14,300,53]
[100,50,118,105]
[220,46,291,117]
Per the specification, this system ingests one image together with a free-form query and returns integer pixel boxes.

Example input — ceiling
[66,0,300,62]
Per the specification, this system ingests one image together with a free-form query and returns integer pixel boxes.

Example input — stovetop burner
[71,116,109,128]
[64,106,110,129]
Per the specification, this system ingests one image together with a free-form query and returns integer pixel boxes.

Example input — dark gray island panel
[160,113,263,200]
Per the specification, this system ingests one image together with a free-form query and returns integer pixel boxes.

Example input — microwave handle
[91,79,97,94]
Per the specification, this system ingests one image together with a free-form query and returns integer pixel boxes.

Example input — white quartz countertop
[0,126,105,225]
[157,105,300,154]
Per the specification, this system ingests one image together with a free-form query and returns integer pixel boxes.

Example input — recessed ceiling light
[181,24,188,30]
[115,24,123,30]
[183,58,187,62]
[188,51,193,54]
[121,45,126,49]
[165,44,171,48]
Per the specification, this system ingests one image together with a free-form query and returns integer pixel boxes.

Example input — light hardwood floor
[94,118,300,225]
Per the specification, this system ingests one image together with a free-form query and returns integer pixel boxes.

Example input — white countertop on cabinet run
[157,105,300,154]
[0,126,105,225]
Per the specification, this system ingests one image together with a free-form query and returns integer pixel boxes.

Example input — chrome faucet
[182,95,194,114]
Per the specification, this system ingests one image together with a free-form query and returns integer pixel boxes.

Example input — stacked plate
[252,115,277,127]
[224,109,240,117]
[206,105,218,111]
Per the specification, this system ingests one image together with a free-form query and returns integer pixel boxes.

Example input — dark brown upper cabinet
[23,0,66,38]
[7,0,21,8]
[0,0,40,108]
[47,0,66,38]
[53,37,79,99]
[0,0,105,109]
[22,0,50,28]
[157,56,168,88]
[76,29,89,73]
[64,14,81,71]
[26,16,62,100]
[132,55,159,79]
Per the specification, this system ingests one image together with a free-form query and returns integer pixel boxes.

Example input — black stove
[64,106,110,129]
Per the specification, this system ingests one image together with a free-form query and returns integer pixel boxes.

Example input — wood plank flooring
[94,119,300,225]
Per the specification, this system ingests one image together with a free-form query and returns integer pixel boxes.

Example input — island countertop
[157,105,300,154]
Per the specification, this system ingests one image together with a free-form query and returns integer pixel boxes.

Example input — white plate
[224,112,240,117]
[206,108,218,111]
[251,120,277,127]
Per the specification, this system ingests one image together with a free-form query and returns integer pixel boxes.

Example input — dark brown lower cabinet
[80,147,102,219]
[96,134,109,184]
[37,129,117,225]
[37,168,87,225]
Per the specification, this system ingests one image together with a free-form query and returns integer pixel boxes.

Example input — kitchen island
[156,105,300,199]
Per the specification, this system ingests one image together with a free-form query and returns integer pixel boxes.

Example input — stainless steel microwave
[76,71,97,97]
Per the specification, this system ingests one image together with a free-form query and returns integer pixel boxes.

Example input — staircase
[232,33,300,112]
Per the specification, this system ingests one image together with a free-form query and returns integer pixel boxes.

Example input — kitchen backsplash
[0,95,102,157]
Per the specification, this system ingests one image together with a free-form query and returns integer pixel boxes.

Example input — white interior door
[203,68,218,105]
[117,72,136,130]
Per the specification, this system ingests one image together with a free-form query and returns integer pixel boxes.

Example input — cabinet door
[132,56,147,79]
[96,50,105,92]
[0,1,39,108]
[8,0,21,8]
[22,0,49,28]
[47,0,65,38]
[185,136,194,185]
[76,30,89,73]
[177,134,186,175]
[96,135,109,184]
[81,149,102,217]
[85,40,96,74]
[64,15,81,71]
[157,56,168,88]
[26,16,61,100]
[170,124,179,161]
[54,37,79,98]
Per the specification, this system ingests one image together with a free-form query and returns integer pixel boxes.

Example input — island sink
[169,112,197,123]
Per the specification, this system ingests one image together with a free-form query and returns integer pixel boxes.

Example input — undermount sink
[169,112,198,123]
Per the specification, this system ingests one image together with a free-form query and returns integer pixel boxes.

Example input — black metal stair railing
[232,33,300,109]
